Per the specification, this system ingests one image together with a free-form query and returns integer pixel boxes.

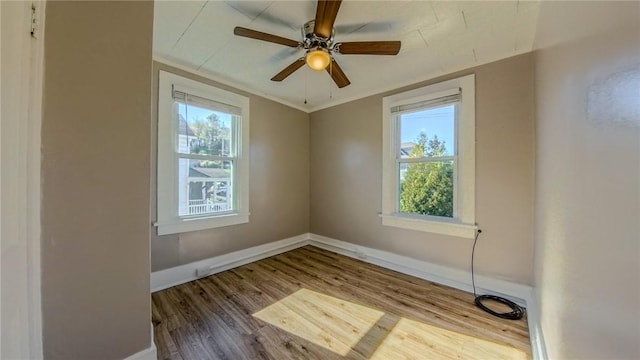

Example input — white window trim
[155,71,250,235]
[381,74,476,239]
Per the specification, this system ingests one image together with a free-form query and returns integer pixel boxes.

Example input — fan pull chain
[304,67,308,105]
[329,60,333,100]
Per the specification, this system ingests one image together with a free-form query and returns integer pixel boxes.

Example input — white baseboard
[308,234,532,305]
[149,232,546,359]
[123,322,157,360]
[151,233,310,292]
[525,288,548,360]
[123,343,157,360]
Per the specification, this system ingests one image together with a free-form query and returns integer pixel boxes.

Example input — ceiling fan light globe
[306,49,331,71]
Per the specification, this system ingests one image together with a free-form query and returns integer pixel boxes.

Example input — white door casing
[1,1,45,358]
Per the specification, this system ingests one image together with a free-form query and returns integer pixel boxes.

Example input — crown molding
[156,48,533,115]
[152,55,310,114]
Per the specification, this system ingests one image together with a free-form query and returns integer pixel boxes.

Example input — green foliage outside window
[188,113,231,169]
[400,132,454,217]
[189,113,230,158]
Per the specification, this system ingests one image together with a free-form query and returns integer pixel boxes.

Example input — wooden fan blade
[314,0,342,39]
[234,27,300,48]
[334,41,401,55]
[271,58,305,82]
[325,60,350,88]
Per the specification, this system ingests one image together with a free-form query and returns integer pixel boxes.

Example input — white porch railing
[188,199,230,215]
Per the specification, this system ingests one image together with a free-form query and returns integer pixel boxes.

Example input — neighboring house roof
[189,167,230,179]
[400,142,417,156]
[178,114,196,137]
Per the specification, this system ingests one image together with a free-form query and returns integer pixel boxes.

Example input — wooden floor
[152,246,531,359]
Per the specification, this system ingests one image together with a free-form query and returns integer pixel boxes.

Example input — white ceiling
[153,1,541,112]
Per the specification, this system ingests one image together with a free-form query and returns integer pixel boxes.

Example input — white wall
[534,2,640,358]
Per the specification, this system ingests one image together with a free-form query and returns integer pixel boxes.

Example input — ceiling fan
[233,0,401,88]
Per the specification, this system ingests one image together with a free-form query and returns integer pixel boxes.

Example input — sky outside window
[178,103,232,129]
[400,104,455,156]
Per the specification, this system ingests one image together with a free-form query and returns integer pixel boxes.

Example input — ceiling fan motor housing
[302,20,334,50]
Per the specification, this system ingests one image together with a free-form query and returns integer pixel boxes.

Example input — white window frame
[381,74,476,239]
[155,71,250,235]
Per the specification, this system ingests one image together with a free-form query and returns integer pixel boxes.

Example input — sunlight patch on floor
[253,288,385,356]
[369,317,528,360]
[254,288,527,359]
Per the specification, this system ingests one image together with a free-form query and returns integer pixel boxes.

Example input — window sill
[155,212,249,235]
[380,213,476,239]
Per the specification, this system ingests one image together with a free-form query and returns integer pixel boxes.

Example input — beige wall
[151,62,309,271]
[41,2,153,359]
[310,53,536,284]
[534,2,640,358]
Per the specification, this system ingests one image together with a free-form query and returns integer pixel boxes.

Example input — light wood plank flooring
[152,245,531,359]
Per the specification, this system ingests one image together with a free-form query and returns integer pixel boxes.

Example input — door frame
[1,1,46,358]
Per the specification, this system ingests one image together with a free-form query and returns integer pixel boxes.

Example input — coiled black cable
[471,229,525,320]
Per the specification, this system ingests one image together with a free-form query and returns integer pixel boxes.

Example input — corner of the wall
[123,343,157,360]
[525,287,548,360]
[123,322,157,360]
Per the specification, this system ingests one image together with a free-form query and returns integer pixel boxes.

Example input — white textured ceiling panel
[153,0,207,55]
[153,0,541,112]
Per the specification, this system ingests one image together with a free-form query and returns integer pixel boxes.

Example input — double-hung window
[381,74,476,238]
[156,71,249,235]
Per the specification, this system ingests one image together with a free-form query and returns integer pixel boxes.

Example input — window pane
[178,158,233,216]
[399,104,456,159]
[399,161,453,218]
[176,102,234,156]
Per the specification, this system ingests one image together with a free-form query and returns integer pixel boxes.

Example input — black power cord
[471,229,525,320]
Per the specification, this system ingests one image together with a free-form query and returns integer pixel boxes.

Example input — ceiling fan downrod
[302,20,335,50]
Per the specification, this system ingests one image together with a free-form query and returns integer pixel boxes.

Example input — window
[156,71,249,235]
[381,74,476,238]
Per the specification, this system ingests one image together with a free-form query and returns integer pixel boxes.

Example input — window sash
[176,153,236,162]
[173,99,239,216]
[177,157,236,218]
[393,99,459,219]
[396,158,458,219]
[397,156,456,164]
